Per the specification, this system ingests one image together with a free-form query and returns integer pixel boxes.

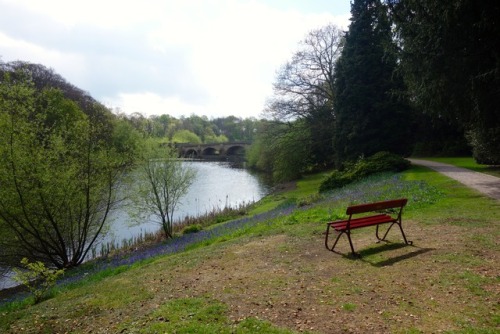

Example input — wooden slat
[331,214,395,231]
[346,198,407,215]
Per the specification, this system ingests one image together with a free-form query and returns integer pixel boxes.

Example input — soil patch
[29,219,496,334]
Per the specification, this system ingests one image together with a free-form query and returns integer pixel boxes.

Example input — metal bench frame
[324,198,412,256]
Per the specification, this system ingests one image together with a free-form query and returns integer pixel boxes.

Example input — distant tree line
[113,111,262,145]
[248,0,499,181]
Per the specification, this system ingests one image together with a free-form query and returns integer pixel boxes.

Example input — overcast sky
[0,0,350,119]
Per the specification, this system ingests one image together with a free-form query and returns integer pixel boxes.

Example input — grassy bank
[1,165,499,333]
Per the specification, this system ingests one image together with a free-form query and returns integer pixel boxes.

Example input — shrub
[182,224,203,234]
[13,258,65,304]
[318,170,351,193]
[467,127,500,165]
[363,151,411,173]
[319,152,410,193]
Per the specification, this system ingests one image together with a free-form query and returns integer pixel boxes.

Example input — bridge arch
[226,145,246,156]
[176,142,250,160]
[184,149,199,158]
[202,147,219,156]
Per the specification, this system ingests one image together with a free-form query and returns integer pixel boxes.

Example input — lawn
[1,165,499,333]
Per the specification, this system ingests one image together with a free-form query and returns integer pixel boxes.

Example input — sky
[0,0,351,119]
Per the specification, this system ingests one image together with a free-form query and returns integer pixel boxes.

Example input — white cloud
[0,0,350,118]
[106,92,205,118]
[0,31,87,82]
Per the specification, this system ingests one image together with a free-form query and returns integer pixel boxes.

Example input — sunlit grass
[249,171,331,215]
[402,165,500,223]
[121,297,299,334]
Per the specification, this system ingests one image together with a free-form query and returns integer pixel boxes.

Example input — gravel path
[409,159,500,201]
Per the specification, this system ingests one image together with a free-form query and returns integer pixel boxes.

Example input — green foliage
[248,120,313,182]
[182,224,203,234]
[319,152,410,192]
[112,117,143,164]
[466,127,500,165]
[211,115,260,142]
[318,170,350,191]
[390,0,500,163]
[132,143,197,238]
[0,68,134,269]
[13,258,64,304]
[271,122,312,182]
[333,0,412,166]
[410,113,470,157]
[204,133,229,143]
[246,135,273,174]
[172,129,202,144]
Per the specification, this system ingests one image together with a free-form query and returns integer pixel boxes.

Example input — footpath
[409,159,500,201]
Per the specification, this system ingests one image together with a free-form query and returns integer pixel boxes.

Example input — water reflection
[105,161,270,245]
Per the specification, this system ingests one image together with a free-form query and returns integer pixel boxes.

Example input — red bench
[324,198,412,256]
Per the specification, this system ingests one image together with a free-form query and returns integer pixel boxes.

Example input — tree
[1,61,100,119]
[333,0,412,166]
[133,143,196,238]
[247,120,312,182]
[266,24,343,121]
[260,24,344,176]
[0,72,130,269]
[172,129,202,144]
[388,0,500,163]
[212,116,249,142]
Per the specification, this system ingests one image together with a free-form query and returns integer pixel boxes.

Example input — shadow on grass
[333,242,435,266]
[357,243,434,267]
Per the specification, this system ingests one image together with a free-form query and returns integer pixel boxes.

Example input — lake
[104,160,271,244]
[0,161,270,290]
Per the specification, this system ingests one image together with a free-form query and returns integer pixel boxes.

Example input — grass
[0,165,499,333]
[120,297,300,334]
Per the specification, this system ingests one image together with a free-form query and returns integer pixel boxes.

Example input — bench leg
[345,230,360,257]
[376,223,395,242]
[325,224,360,257]
[397,222,413,245]
[324,224,332,250]
[325,224,343,251]
[376,222,413,245]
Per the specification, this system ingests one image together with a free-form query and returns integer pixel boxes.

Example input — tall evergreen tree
[389,0,500,164]
[333,0,412,166]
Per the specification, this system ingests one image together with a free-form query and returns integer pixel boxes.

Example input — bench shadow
[357,243,434,267]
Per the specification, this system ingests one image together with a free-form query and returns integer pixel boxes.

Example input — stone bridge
[176,142,250,160]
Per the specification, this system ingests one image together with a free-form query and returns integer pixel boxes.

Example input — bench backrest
[346,198,408,215]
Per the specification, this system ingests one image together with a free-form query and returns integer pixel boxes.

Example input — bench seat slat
[330,214,394,231]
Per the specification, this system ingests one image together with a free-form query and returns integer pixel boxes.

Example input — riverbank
[1,165,499,333]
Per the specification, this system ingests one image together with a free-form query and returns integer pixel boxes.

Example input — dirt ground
[20,217,495,334]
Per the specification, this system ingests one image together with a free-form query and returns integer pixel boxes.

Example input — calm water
[0,161,269,290]
[105,160,270,243]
